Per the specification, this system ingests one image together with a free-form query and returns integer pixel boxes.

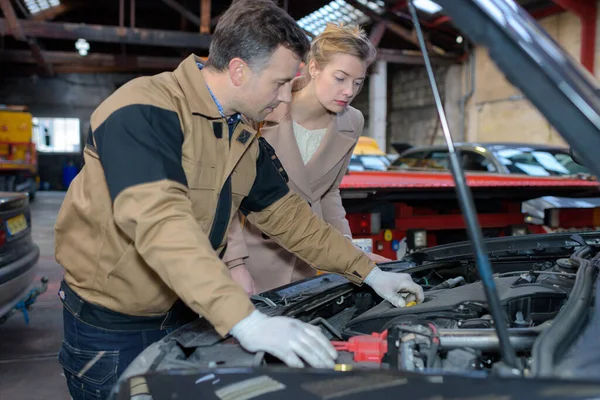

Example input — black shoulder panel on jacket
[93,104,187,201]
[239,137,290,215]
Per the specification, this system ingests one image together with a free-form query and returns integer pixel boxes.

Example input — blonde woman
[224,23,389,295]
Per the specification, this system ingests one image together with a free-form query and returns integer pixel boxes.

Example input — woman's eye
[335,77,344,82]
[355,81,363,87]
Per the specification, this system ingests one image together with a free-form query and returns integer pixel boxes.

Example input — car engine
[272,256,580,375]
[124,245,597,380]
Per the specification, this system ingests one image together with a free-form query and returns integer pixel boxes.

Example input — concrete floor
[0,192,70,400]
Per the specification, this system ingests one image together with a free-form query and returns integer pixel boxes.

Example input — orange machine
[0,109,39,200]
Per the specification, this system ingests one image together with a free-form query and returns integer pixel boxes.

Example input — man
[55,1,423,398]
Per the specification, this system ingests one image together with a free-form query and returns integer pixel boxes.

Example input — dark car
[390,143,600,224]
[0,192,41,324]
[110,1,600,398]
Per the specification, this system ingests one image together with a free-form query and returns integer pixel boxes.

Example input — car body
[111,0,600,398]
[390,142,590,177]
[0,192,40,323]
[389,143,600,224]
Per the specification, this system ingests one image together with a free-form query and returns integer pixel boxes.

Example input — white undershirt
[293,121,327,165]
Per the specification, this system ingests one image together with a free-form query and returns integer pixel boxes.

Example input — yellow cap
[406,301,417,307]
[334,364,353,372]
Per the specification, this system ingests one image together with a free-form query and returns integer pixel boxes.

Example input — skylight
[413,0,442,14]
[23,0,60,14]
[297,0,386,37]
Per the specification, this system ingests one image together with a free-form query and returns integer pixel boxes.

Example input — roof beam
[0,0,53,76]
[377,48,458,65]
[0,49,184,71]
[0,0,26,41]
[200,0,210,34]
[160,0,201,27]
[0,18,212,48]
[369,20,388,47]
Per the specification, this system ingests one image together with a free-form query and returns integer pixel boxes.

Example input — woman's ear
[308,60,320,79]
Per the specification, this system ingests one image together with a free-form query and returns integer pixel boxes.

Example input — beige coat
[224,78,364,293]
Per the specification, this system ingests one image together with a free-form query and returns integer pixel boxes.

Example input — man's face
[235,46,301,122]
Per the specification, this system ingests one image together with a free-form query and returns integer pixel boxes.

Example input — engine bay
[138,240,598,380]
[273,256,578,374]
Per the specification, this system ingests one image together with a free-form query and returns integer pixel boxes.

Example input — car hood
[114,368,600,400]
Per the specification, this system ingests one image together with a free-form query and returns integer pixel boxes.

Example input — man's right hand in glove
[230,310,337,368]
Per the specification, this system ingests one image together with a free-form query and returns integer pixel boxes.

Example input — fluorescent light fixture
[24,0,60,14]
[297,0,381,36]
[413,0,442,14]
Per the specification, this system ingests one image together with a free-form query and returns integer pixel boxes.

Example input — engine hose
[530,248,598,376]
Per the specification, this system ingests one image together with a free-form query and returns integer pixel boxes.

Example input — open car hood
[436,0,600,179]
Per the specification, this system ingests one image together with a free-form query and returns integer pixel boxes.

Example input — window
[32,117,81,153]
[461,152,497,172]
[391,151,429,169]
[493,148,590,176]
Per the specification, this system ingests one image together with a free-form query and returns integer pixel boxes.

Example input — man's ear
[229,58,249,87]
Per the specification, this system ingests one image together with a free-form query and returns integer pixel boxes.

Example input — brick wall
[387,65,450,151]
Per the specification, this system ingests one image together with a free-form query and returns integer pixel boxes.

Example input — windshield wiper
[408,0,521,373]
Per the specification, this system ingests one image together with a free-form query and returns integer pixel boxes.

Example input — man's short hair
[205,0,310,72]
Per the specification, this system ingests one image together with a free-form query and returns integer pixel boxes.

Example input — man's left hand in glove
[364,267,424,308]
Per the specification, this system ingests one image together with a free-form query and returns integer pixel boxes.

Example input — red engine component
[331,331,388,364]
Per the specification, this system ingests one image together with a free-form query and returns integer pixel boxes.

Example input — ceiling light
[24,0,60,14]
[75,38,90,56]
[413,0,442,14]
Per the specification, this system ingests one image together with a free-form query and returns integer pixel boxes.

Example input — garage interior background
[0,0,597,189]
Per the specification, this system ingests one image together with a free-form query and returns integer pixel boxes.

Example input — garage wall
[465,6,600,145]
[0,73,140,189]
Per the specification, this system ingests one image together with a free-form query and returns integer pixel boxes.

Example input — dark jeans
[57,281,196,400]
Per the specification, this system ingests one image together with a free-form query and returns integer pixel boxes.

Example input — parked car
[349,136,392,172]
[0,192,41,324]
[390,143,600,224]
[110,1,600,398]
[390,142,591,177]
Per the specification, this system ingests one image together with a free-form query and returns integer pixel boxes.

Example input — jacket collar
[173,54,223,119]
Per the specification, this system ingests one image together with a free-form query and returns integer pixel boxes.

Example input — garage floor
[0,192,70,400]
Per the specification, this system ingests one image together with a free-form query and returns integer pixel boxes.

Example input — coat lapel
[261,109,314,200]
[306,109,358,184]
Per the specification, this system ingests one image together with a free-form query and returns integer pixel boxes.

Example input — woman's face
[310,53,368,114]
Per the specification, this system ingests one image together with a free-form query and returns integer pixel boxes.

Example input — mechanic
[54,1,424,398]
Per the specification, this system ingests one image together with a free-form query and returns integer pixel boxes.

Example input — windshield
[492,148,590,176]
[349,155,391,171]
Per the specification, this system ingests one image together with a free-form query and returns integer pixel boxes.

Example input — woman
[224,23,389,295]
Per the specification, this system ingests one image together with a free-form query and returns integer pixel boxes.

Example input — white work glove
[364,267,424,308]
[230,310,337,368]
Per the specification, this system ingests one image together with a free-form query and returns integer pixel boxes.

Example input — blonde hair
[305,23,377,76]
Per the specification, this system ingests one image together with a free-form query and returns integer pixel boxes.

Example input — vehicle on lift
[110,1,600,398]
[390,142,589,176]
[0,191,44,325]
[388,142,600,225]
[0,109,39,201]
